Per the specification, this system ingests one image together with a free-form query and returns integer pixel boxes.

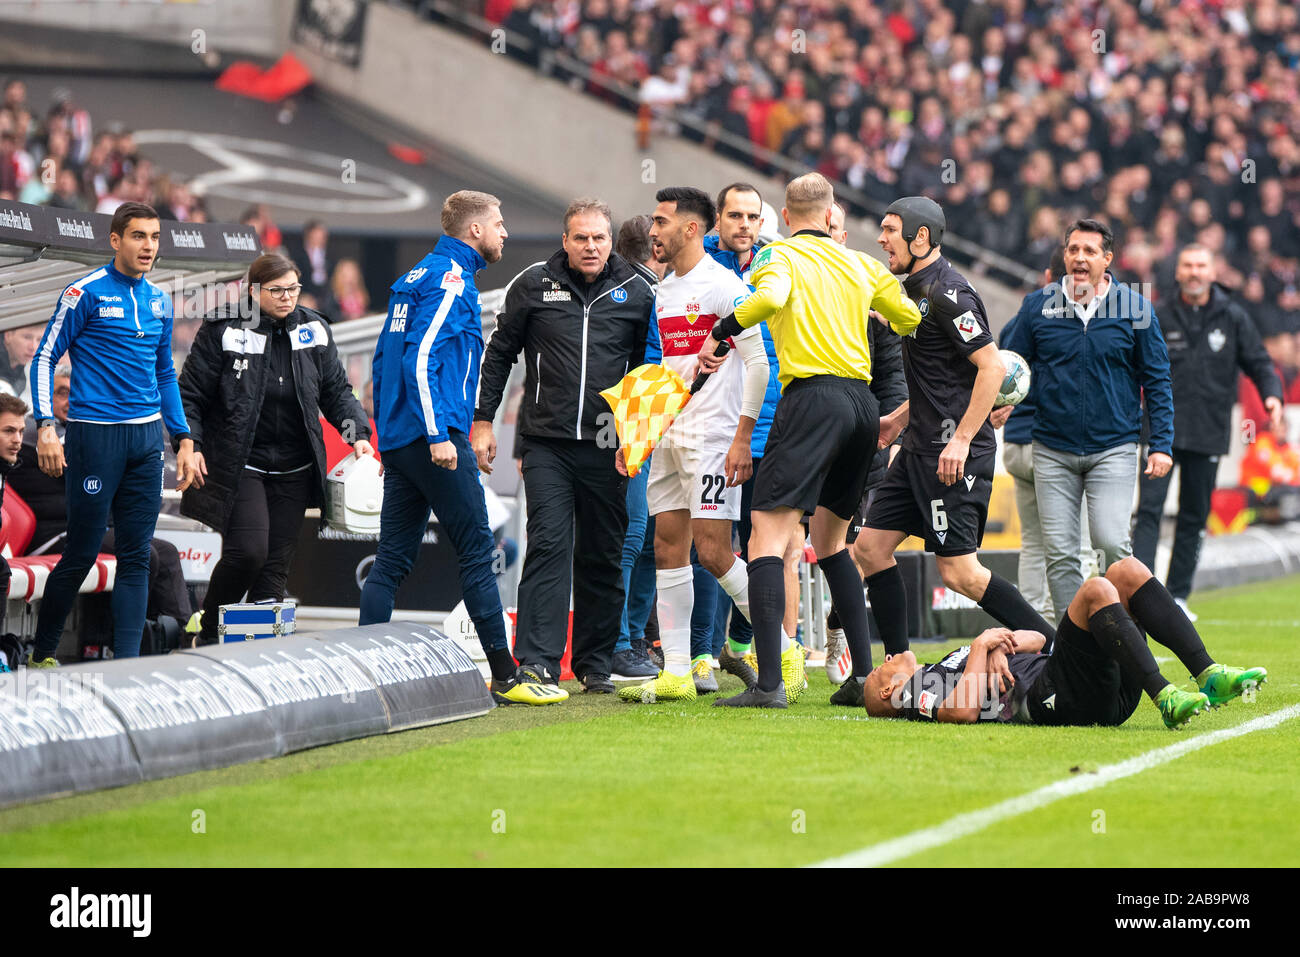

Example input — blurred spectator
[330,258,370,321]
[291,219,334,306]
[46,167,85,210]
[1133,244,1284,615]
[0,324,41,401]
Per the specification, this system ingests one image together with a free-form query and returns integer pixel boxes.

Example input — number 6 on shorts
[930,498,948,532]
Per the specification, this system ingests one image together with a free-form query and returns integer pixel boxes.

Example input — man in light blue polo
[27,201,198,664]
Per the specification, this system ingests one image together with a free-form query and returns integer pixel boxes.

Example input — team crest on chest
[1208,328,1226,352]
[686,302,701,324]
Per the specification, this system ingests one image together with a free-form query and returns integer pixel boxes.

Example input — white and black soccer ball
[995,349,1031,407]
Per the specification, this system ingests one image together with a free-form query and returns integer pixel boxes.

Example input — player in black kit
[861,557,1266,730]
[846,197,1054,704]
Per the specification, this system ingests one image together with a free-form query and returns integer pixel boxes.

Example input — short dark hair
[0,393,29,418]
[1064,218,1113,254]
[110,202,159,238]
[615,214,654,264]
[656,186,716,234]
[716,182,762,215]
[1047,246,1066,277]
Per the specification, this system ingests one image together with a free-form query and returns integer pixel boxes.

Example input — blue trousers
[34,420,164,660]
[690,546,718,659]
[616,462,653,652]
[358,433,507,654]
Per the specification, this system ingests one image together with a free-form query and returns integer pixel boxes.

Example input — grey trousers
[1032,441,1139,620]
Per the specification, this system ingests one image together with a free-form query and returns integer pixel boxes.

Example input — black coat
[475,250,656,441]
[177,305,370,531]
[867,312,908,488]
[1159,285,1282,455]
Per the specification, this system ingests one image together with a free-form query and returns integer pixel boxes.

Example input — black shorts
[863,448,994,556]
[845,488,877,545]
[1024,613,1144,727]
[752,375,879,521]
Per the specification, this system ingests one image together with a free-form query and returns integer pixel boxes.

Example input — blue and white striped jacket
[30,260,189,438]
[372,236,486,451]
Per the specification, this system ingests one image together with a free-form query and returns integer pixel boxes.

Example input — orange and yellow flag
[599,363,693,477]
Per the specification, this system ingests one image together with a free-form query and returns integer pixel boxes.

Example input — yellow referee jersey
[735,230,922,389]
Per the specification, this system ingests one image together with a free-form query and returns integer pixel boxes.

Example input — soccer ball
[995,349,1031,407]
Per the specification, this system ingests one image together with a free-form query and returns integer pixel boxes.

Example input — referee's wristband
[712,314,744,341]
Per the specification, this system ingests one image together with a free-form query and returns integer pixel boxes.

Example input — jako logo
[49,886,151,937]
[83,476,102,495]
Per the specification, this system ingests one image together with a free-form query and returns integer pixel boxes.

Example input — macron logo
[50,887,151,937]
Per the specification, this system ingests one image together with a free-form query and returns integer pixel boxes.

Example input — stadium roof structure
[0,200,258,333]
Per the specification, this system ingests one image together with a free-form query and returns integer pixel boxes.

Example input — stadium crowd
[0,78,368,324]
[479,0,1300,335]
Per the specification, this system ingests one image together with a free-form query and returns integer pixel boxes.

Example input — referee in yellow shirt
[698,172,922,708]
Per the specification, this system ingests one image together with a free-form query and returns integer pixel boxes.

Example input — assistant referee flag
[735,232,921,388]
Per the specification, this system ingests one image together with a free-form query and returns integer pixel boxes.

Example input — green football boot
[1197,664,1268,708]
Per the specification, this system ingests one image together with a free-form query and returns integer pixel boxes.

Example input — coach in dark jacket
[179,253,372,644]
[1133,246,1283,607]
[471,199,656,691]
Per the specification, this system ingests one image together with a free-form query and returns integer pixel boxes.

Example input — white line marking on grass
[812,703,1300,868]
[1198,619,1300,628]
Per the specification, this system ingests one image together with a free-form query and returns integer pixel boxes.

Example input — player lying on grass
[860,556,1266,728]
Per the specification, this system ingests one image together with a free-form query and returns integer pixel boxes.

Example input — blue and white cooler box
[219,601,297,642]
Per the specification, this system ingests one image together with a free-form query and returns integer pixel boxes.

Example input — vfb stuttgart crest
[686,301,701,324]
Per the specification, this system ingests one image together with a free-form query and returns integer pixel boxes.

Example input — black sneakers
[581,673,615,694]
[713,682,788,709]
[612,646,658,679]
[829,676,866,708]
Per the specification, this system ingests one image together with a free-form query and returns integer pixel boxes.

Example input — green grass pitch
[2,575,1297,867]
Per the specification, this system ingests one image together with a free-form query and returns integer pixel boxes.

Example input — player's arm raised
[869,266,923,337]
[699,250,792,372]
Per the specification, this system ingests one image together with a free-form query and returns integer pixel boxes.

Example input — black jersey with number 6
[899,257,996,458]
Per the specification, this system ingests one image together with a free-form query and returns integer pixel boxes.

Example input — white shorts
[646,442,742,521]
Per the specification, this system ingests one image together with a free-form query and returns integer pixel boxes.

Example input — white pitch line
[812,703,1300,868]
[1198,619,1300,628]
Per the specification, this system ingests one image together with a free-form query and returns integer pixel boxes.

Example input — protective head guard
[884,196,945,247]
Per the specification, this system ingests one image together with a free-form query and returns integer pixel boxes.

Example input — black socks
[1126,578,1214,677]
[748,556,786,693]
[1089,603,1168,699]
[979,572,1057,650]
[863,564,910,656]
[487,647,519,683]
[818,549,873,676]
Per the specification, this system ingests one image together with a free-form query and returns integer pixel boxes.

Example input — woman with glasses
[178,252,374,644]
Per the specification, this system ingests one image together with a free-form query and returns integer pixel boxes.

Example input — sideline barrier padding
[0,624,494,809]
[0,670,140,806]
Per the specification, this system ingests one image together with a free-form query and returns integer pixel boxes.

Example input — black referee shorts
[1025,612,1144,727]
[752,375,879,520]
[863,448,995,556]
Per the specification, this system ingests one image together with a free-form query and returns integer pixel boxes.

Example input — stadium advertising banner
[0,200,258,266]
[293,0,369,67]
[313,624,495,731]
[0,626,493,808]
[185,639,389,753]
[0,669,141,806]
[91,655,281,780]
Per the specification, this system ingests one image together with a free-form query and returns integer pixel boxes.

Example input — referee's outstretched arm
[867,267,923,337]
